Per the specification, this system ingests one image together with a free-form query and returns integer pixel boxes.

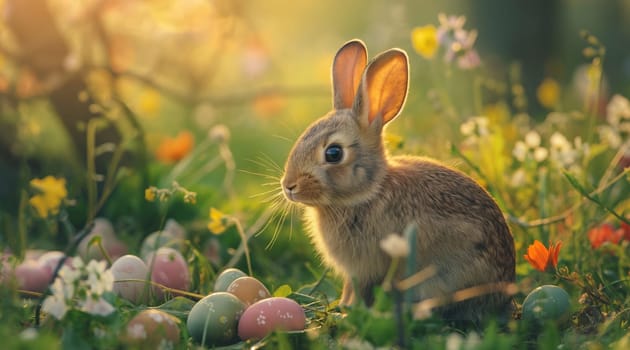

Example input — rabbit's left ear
[332,40,368,110]
[354,49,409,129]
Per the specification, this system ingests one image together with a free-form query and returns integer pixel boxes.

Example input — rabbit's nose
[281,177,298,200]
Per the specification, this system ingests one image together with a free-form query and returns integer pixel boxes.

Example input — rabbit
[280,39,515,322]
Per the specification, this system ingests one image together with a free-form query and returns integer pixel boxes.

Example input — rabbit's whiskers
[245,154,299,250]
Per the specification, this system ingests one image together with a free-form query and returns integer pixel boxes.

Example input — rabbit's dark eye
[325,144,343,163]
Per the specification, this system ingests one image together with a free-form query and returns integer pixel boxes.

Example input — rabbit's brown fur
[281,40,515,322]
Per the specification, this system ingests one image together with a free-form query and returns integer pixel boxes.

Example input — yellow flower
[208,208,229,234]
[411,25,438,59]
[29,176,68,218]
[144,187,156,202]
[138,89,161,118]
[536,78,560,109]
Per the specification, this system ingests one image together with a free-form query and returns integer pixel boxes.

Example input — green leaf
[273,284,293,297]
[154,296,196,319]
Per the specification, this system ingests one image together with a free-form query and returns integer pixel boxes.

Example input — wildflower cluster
[587,221,630,249]
[511,128,588,172]
[512,131,548,163]
[459,116,490,147]
[42,257,115,320]
[411,13,480,69]
[145,181,197,204]
[598,94,630,151]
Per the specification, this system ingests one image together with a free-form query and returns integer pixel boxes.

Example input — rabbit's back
[387,156,515,305]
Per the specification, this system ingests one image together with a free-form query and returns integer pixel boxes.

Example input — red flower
[155,131,194,163]
[587,223,624,249]
[621,221,630,241]
[524,240,562,272]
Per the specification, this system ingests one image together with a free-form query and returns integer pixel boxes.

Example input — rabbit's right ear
[354,49,408,130]
[332,40,368,110]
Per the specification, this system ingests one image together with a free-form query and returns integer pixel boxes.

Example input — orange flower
[587,223,624,249]
[524,240,562,272]
[155,131,194,163]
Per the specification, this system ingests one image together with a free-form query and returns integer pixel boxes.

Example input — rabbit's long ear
[354,49,408,129]
[332,40,368,110]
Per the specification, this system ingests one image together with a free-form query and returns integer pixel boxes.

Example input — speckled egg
[522,285,571,325]
[187,292,246,346]
[123,309,180,350]
[111,255,149,304]
[238,297,306,341]
[227,276,271,306]
[146,247,190,300]
[213,268,247,292]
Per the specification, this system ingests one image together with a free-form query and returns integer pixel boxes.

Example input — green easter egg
[214,268,247,292]
[187,292,246,346]
[522,285,570,324]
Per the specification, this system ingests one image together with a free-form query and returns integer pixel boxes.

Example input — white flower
[80,297,115,317]
[606,94,630,128]
[598,125,621,148]
[58,263,80,285]
[533,147,549,162]
[474,117,489,136]
[512,141,528,162]
[509,168,527,188]
[71,256,85,270]
[19,328,38,340]
[460,119,476,136]
[42,292,68,320]
[85,259,114,296]
[380,233,410,258]
[524,130,541,148]
[550,132,571,151]
[445,333,464,350]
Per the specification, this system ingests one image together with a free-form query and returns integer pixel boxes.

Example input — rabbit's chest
[307,206,392,279]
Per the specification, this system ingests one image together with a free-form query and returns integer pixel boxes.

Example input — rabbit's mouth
[280,174,323,205]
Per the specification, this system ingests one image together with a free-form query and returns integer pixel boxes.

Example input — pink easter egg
[237,297,306,341]
[146,247,189,300]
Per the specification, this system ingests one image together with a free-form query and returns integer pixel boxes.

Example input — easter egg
[14,260,50,293]
[214,268,247,292]
[522,285,571,324]
[78,217,128,261]
[227,276,271,306]
[146,248,190,300]
[140,230,184,261]
[123,309,180,349]
[187,292,246,346]
[163,219,186,239]
[238,297,306,341]
[111,255,149,304]
[37,251,69,278]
